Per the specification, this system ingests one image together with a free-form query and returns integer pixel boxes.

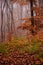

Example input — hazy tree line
[0,0,16,42]
[0,0,43,42]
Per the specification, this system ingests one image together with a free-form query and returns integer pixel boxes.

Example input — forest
[0,0,43,65]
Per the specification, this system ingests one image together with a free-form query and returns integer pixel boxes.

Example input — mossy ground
[0,36,43,59]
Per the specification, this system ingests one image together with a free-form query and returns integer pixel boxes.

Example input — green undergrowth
[35,51,43,59]
[0,37,43,59]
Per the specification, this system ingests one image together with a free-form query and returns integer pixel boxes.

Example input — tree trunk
[30,0,35,35]
[1,1,4,42]
[10,2,16,36]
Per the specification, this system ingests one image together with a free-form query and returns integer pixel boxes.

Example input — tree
[17,0,43,41]
[0,0,16,42]
[0,0,4,42]
[10,1,16,40]
[5,0,16,41]
[17,0,37,34]
[30,0,35,35]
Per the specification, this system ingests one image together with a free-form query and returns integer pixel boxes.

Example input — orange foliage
[17,19,31,30]
[18,0,29,6]
[11,0,17,3]
[35,32,43,42]
[21,16,43,21]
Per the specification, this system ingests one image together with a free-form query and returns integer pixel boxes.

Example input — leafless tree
[0,0,4,42]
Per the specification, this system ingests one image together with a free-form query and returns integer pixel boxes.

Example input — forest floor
[0,36,43,65]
